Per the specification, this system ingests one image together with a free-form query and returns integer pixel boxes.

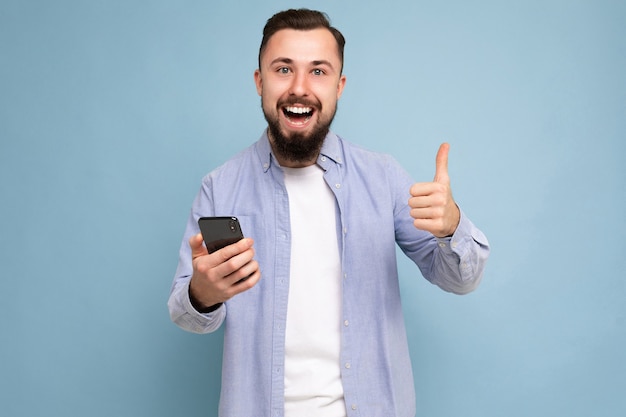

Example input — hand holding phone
[189,216,259,312]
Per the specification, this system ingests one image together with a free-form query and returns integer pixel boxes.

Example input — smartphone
[198,216,244,254]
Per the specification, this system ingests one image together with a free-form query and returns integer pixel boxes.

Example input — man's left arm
[404,143,490,293]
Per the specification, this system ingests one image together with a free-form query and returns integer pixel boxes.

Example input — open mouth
[282,106,314,126]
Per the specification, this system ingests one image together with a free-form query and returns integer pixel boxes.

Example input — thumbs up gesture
[409,143,461,238]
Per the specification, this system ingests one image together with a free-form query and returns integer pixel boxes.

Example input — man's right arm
[168,233,260,334]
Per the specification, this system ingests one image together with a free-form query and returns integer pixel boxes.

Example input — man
[169,8,489,417]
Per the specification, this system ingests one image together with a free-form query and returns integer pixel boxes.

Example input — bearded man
[169,8,490,417]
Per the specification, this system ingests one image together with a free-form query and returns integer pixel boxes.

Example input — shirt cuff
[183,281,224,317]
[434,209,490,288]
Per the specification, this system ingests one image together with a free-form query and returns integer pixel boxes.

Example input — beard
[262,96,338,165]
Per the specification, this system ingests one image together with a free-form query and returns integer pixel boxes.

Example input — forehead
[261,28,341,67]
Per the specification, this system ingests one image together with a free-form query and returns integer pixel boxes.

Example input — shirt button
[345,362,351,369]
[321,156,327,162]
[344,320,349,326]
[335,183,341,189]
[438,242,446,248]
[351,404,357,410]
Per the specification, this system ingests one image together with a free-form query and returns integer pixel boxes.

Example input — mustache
[277,96,321,109]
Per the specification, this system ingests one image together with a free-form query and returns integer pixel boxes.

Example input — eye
[312,68,325,76]
[278,67,290,74]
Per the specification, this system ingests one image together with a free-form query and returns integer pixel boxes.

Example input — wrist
[188,286,222,313]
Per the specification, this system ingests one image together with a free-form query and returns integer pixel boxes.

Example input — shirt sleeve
[168,276,226,334]
[167,178,226,333]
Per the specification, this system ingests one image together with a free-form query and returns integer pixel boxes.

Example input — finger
[189,233,208,259]
[215,238,254,263]
[434,143,450,184]
[410,205,445,220]
[225,258,260,287]
[209,239,255,278]
[214,248,259,290]
[409,194,444,210]
[225,267,261,299]
[409,182,442,197]
[412,218,440,234]
[234,268,261,290]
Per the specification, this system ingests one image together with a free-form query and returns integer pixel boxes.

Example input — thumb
[189,233,208,259]
[434,142,450,184]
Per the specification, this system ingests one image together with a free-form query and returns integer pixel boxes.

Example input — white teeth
[285,106,312,114]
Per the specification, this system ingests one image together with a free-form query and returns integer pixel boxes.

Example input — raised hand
[408,143,460,237]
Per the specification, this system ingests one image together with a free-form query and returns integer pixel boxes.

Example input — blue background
[1,0,624,416]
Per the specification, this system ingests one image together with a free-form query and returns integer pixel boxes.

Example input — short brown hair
[258,8,346,72]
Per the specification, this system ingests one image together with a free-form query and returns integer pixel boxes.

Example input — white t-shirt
[283,164,346,417]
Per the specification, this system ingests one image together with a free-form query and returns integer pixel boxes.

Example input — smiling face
[254,28,346,167]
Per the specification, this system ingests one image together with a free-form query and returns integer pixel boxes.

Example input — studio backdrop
[1,1,624,416]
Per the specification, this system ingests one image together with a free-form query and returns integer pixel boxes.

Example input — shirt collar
[256,129,344,173]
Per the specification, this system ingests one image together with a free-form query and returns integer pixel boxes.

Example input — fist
[408,143,460,237]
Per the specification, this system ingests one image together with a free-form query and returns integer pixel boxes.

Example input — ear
[336,74,347,100]
[254,69,263,96]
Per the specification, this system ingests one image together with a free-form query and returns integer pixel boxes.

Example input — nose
[288,71,308,96]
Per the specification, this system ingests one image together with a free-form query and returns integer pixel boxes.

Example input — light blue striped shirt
[168,131,490,417]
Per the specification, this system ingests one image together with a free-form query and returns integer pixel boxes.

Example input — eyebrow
[269,57,336,70]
